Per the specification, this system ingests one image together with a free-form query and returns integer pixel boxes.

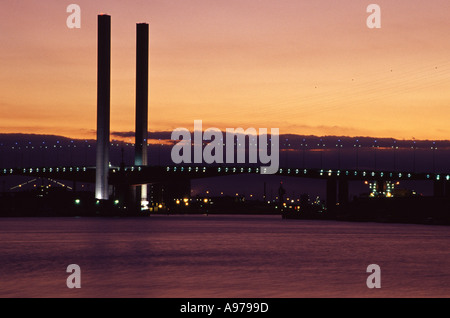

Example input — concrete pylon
[134,23,149,208]
[95,14,111,201]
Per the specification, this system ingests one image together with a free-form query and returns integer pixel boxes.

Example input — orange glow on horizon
[1,0,450,141]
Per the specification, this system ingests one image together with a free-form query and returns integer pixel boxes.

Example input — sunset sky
[1,0,450,141]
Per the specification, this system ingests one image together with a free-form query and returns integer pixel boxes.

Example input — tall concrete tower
[134,23,149,207]
[95,14,111,200]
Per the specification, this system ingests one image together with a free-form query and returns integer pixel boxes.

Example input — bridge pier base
[338,179,349,206]
[326,178,337,211]
[327,178,349,215]
[434,180,445,197]
[377,179,384,195]
[135,184,148,209]
[433,180,450,198]
[445,181,450,197]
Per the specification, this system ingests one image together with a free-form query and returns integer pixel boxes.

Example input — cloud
[111,131,174,140]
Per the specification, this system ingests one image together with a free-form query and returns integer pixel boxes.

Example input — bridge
[3,164,449,182]
[2,14,449,216]
[3,164,450,209]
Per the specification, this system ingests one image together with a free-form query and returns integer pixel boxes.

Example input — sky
[1,0,450,141]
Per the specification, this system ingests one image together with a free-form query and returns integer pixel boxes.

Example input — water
[0,215,449,298]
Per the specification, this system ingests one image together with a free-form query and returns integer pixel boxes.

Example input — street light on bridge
[284,138,289,167]
[431,141,437,173]
[336,139,343,170]
[392,140,398,172]
[373,140,378,171]
[318,138,325,169]
[300,138,307,169]
[411,140,417,173]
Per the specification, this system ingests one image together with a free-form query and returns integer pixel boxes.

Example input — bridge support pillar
[434,180,445,197]
[134,23,149,209]
[135,184,149,207]
[338,179,349,206]
[326,178,337,210]
[95,14,111,201]
[129,185,141,212]
[377,179,384,194]
[446,181,450,197]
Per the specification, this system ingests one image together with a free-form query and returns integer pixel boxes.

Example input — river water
[0,215,449,298]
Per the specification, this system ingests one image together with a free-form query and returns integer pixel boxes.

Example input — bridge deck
[2,165,449,186]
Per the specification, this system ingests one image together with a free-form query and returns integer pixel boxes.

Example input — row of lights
[0,140,442,149]
[366,181,397,198]
[174,197,212,206]
[1,166,88,174]
[2,164,450,181]
[164,166,446,179]
[75,199,120,206]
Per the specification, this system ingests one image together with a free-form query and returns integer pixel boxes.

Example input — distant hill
[1,132,450,173]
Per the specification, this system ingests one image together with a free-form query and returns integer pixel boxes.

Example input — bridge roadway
[3,165,450,206]
[1,165,449,184]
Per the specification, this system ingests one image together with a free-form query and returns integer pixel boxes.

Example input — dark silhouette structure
[134,23,150,207]
[95,14,111,201]
[1,15,450,224]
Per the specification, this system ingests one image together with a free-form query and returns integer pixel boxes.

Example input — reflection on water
[0,215,449,297]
